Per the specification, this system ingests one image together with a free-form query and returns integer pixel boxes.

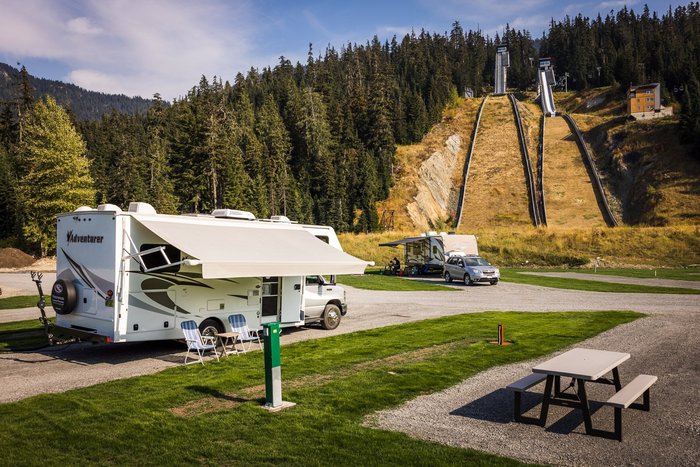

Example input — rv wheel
[321,304,341,330]
[51,279,78,315]
[199,319,224,338]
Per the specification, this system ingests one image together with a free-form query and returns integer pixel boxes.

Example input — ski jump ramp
[538,59,557,117]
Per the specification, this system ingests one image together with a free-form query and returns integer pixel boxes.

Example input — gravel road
[0,273,698,465]
[370,307,699,466]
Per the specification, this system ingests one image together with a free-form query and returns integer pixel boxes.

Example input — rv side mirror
[329,275,336,285]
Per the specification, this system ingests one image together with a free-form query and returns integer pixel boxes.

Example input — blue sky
[0,0,684,100]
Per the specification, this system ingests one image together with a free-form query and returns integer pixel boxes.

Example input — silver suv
[443,255,500,285]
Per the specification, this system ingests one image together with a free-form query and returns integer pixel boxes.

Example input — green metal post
[262,322,282,408]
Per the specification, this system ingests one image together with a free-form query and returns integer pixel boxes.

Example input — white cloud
[377,26,415,37]
[0,0,259,99]
[66,17,103,35]
[598,0,637,9]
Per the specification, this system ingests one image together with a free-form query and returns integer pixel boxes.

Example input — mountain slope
[377,98,482,230]
[542,116,607,227]
[0,63,154,120]
[458,95,531,229]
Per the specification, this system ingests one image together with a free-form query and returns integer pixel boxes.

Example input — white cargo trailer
[50,202,367,343]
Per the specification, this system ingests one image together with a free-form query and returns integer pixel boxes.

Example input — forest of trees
[1,3,699,254]
[0,63,154,121]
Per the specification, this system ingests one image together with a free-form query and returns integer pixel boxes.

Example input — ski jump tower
[494,46,509,95]
[538,58,557,116]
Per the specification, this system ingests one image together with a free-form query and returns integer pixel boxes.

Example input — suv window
[465,257,491,266]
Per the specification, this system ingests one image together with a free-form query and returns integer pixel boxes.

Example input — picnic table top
[533,347,630,380]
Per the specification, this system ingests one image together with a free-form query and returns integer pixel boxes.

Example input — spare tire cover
[51,279,78,315]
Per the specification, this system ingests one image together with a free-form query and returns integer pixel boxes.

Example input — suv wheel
[444,271,452,283]
[464,274,473,286]
[490,279,499,285]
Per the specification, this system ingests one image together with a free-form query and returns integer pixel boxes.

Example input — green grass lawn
[0,310,640,466]
[338,273,456,291]
[537,267,700,281]
[0,294,49,310]
[0,318,52,349]
[501,269,700,294]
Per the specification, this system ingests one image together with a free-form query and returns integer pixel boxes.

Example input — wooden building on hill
[627,83,673,120]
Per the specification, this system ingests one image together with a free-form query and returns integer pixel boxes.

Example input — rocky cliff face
[406,134,462,229]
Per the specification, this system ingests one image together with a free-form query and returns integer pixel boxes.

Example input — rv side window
[315,235,330,244]
[139,244,181,273]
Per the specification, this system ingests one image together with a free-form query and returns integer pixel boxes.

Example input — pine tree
[17,97,95,255]
[145,94,178,213]
[255,95,292,216]
[15,65,34,145]
[0,147,19,239]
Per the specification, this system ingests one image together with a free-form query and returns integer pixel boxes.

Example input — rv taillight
[106,337,111,343]
[107,290,113,297]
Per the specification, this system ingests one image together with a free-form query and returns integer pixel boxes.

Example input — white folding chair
[180,320,219,365]
[227,314,262,352]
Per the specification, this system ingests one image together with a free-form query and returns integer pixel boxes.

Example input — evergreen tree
[255,95,292,216]
[17,97,95,255]
[145,94,178,213]
[0,147,18,239]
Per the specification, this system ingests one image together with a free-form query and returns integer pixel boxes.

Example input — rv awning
[131,215,368,279]
[379,236,426,247]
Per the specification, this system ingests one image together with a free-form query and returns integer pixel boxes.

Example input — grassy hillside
[340,225,700,268]
[542,116,607,227]
[377,86,697,234]
[555,86,700,226]
[459,95,531,228]
[378,97,481,230]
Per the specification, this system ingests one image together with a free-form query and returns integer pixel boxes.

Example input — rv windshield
[464,257,491,266]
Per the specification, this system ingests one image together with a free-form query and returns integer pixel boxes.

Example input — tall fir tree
[17,97,95,255]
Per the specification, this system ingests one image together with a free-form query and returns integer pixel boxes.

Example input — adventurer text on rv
[49,202,367,343]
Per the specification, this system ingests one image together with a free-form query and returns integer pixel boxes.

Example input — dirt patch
[0,256,55,274]
[0,248,35,269]
[168,340,475,417]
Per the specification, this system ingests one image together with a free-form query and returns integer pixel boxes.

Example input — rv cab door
[280,276,304,324]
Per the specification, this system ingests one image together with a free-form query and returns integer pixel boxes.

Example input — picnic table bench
[507,348,657,441]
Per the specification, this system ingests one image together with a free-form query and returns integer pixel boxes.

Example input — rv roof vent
[211,209,256,221]
[426,231,438,236]
[270,215,291,223]
[97,203,123,213]
[128,202,157,214]
[74,206,94,212]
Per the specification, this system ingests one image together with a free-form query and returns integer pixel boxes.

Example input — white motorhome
[50,202,367,343]
[379,232,478,274]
